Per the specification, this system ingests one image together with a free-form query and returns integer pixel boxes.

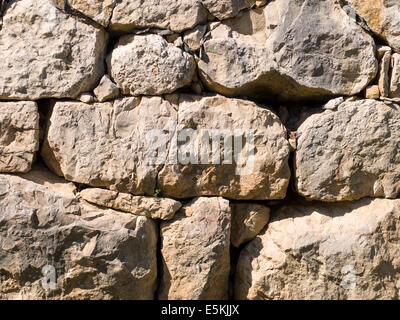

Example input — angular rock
[107,34,196,96]
[295,99,400,201]
[93,75,119,102]
[158,94,291,200]
[198,1,377,101]
[230,202,270,248]
[364,85,380,99]
[390,53,400,98]
[77,92,95,104]
[0,167,158,299]
[159,197,231,300]
[184,25,207,51]
[346,0,400,53]
[58,0,117,27]
[80,188,182,220]
[42,97,177,195]
[379,51,391,97]
[0,102,39,173]
[0,0,107,100]
[109,0,256,33]
[235,198,400,300]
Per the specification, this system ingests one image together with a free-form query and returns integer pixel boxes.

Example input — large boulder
[43,94,290,200]
[0,102,39,173]
[235,198,400,300]
[295,99,400,201]
[158,94,290,200]
[159,197,231,300]
[107,34,196,96]
[109,0,256,32]
[0,0,106,100]
[41,97,176,196]
[198,0,378,101]
[0,166,158,299]
[346,0,400,53]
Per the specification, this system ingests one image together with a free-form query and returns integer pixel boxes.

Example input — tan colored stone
[80,188,182,220]
[184,25,207,51]
[159,197,231,300]
[107,34,196,96]
[63,0,116,27]
[235,198,400,300]
[0,0,107,100]
[346,0,400,53]
[198,1,377,101]
[0,167,158,299]
[390,53,400,98]
[158,94,291,200]
[42,97,176,195]
[379,51,391,97]
[93,75,120,102]
[364,85,380,99]
[295,99,400,201]
[0,102,39,173]
[230,202,270,248]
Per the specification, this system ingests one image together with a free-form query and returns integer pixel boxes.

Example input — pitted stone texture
[109,0,256,33]
[159,197,231,300]
[295,99,400,201]
[346,0,400,53]
[390,53,400,98]
[80,188,182,220]
[42,97,177,196]
[0,0,107,100]
[230,202,270,248]
[93,75,119,102]
[0,102,39,173]
[0,167,158,300]
[158,94,290,200]
[108,34,196,96]
[198,0,377,101]
[235,198,400,300]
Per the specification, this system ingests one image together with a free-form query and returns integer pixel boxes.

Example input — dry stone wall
[1,0,400,300]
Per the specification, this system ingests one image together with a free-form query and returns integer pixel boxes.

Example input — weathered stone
[235,198,400,300]
[158,94,291,200]
[377,45,392,60]
[0,166,158,299]
[365,85,380,99]
[60,0,116,27]
[42,97,177,195]
[198,1,377,101]
[109,0,256,33]
[0,102,39,173]
[390,53,400,98]
[346,0,400,53]
[184,25,207,51]
[295,99,400,201]
[107,34,196,96]
[93,75,120,103]
[379,51,391,97]
[80,188,182,220]
[159,197,231,300]
[0,0,107,100]
[230,202,270,248]
[77,92,95,104]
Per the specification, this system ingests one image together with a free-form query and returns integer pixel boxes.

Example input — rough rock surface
[93,75,119,103]
[198,1,378,101]
[230,202,270,248]
[0,0,107,100]
[109,0,256,33]
[0,102,39,173]
[158,94,291,200]
[390,53,400,98]
[347,0,400,53]
[42,97,177,195]
[235,198,400,300]
[159,197,231,300]
[108,34,196,96]
[0,167,158,299]
[80,188,182,220]
[295,99,400,201]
